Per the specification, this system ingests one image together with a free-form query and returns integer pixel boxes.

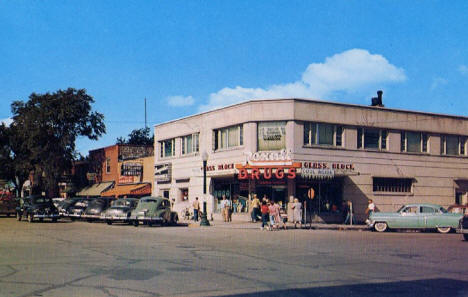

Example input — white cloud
[167,95,195,107]
[430,77,448,90]
[1,118,13,126]
[458,65,468,75]
[197,49,406,111]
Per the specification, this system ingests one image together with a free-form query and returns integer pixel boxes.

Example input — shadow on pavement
[222,278,468,297]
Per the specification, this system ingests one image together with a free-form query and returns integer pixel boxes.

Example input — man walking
[192,197,200,222]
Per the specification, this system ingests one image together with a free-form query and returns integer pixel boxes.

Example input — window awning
[77,182,114,197]
[101,183,151,197]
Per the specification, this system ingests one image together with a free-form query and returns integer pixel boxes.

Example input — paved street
[0,218,467,297]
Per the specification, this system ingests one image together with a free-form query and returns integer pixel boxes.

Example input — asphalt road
[0,218,467,297]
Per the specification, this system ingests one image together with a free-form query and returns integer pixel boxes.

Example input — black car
[60,198,91,220]
[457,214,468,241]
[82,197,115,221]
[101,198,139,225]
[16,195,60,223]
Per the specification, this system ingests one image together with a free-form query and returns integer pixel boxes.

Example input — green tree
[116,127,153,145]
[10,88,105,197]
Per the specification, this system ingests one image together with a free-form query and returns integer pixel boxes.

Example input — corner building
[154,99,468,223]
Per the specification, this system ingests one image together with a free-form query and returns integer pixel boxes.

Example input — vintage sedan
[101,198,138,225]
[16,195,60,223]
[130,196,178,227]
[82,197,115,221]
[61,198,91,220]
[457,215,468,241]
[368,203,464,233]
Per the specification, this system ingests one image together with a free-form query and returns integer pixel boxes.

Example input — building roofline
[89,143,153,153]
[154,98,468,128]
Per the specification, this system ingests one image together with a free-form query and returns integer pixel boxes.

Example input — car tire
[374,222,388,232]
[16,212,22,221]
[436,227,451,234]
[27,213,34,223]
[70,217,76,221]
[148,222,153,227]
[106,220,112,225]
[133,220,139,227]
[52,218,57,223]
[463,234,468,241]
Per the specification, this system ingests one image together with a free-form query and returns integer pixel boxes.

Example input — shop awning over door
[77,182,114,197]
[101,183,151,197]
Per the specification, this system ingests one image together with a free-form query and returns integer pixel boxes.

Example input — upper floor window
[214,124,243,151]
[304,122,343,147]
[181,133,199,155]
[357,128,387,150]
[106,158,111,174]
[401,131,429,153]
[441,135,467,156]
[160,138,175,158]
[258,121,286,151]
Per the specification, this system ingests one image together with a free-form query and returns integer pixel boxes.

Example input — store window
[357,128,387,150]
[214,125,243,151]
[160,138,175,158]
[441,135,467,156]
[303,122,343,147]
[258,121,286,151]
[401,131,429,153]
[181,133,199,155]
[373,177,412,193]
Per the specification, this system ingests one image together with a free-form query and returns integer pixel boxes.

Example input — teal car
[368,203,464,233]
[129,196,178,227]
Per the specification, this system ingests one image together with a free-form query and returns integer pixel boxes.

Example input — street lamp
[200,151,210,226]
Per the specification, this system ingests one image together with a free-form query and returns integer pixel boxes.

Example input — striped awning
[76,182,114,197]
[101,183,151,198]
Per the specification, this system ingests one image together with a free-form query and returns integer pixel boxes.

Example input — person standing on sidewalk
[273,200,286,230]
[192,197,200,222]
[343,200,355,225]
[250,194,261,222]
[365,199,375,224]
[260,200,269,230]
[291,198,302,229]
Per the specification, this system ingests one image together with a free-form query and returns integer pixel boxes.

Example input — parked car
[16,195,60,223]
[82,197,115,221]
[60,197,90,220]
[130,196,178,227]
[368,203,464,233]
[0,196,18,217]
[101,198,139,225]
[457,215,468,241]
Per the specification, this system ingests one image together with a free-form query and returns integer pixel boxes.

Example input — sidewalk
[185,219,368,231]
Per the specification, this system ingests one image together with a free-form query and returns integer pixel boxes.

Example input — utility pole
[144,97,147,129]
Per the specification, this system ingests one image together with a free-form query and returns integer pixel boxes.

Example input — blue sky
[1,1,468,155]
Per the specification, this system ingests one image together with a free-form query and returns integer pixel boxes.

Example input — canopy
[77,182,114,197]
[101,183,151,198]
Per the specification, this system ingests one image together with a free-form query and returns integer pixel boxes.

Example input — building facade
[153,98,468,222]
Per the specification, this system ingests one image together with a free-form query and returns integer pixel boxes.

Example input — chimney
[371,90,384,107]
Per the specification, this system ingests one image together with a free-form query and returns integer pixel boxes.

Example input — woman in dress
[292,198,302,229]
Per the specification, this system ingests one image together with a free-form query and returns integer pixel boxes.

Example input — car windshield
[142,199,157,203]
[439,207,448,213]
[33,197,51,204]
[112,200,133,207]
[397,205,406,213]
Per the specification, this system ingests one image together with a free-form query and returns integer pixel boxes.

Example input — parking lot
[0,218,467,297]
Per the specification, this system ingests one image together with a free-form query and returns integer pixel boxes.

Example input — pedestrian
[192,197,200,222]
[365,199,375,224]
[260,200,269,230]
[220,196,228,222]
[268,200,277,230]
[250,194,261,222]
[291,198,302,229]
[343,200,355,225]
[274,200,286,230]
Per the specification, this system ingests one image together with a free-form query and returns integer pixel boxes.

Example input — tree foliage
[116,127,153,145]
[8,88,105,196]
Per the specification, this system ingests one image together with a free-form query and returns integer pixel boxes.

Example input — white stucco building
[153,97,468,223]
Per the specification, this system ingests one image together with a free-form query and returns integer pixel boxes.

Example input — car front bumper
[129,216,163,223]
[101,215,130,222]
[33,214,60,219]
